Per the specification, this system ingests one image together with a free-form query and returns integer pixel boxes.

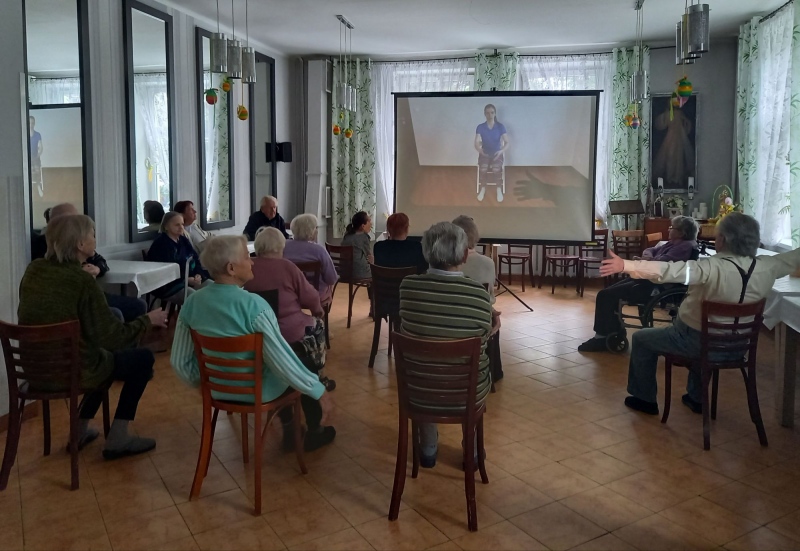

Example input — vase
[667,207,682,217]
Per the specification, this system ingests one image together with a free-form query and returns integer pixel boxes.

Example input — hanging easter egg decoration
[204,88,218,105]
[237,105,249,121]
[332,124,341,136]
[677,76,692,97]
[344,128,353,139]
[630,116,640,129]
[624,114,633,127]
[221,79,232,93]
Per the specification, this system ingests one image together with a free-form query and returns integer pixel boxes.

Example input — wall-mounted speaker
[277,142,293,163]
[265,142,275,163]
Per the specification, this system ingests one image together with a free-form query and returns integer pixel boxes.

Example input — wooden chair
[368,264,417,368]
[645,232,663,249]
[539,245,580,294]
[497,245,534,291]
[0,320,110,491]
[577,229,609,298]
[612,230,645,259]
[389,333,489,532]
[188,330,306,515]
[293,260,330,349]
[325,243,371,329]
[661,299,768,450]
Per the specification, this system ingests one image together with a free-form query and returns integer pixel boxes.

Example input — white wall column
[305,59,329,244]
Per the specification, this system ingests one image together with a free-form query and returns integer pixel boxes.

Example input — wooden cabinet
[644,217,671,241]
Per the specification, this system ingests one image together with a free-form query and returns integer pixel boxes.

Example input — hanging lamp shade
[241,47,256,83]
[227,38,242,79]
[681,14,702,61]
[675,22,696,65]
[685,3,710,56]
[350,85,358,113]
[629,70,648,104]
[210,33,228,73]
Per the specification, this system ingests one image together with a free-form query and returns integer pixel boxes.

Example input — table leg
[775,322,799,428]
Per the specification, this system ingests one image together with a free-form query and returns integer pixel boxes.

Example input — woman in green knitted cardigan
[17,214,168,460]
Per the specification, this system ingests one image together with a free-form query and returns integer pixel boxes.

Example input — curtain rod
[760,0,793,22]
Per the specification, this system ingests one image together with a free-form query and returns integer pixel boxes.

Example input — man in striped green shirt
[399,222,493,468]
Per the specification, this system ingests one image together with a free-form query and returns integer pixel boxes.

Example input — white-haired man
[244,195,288,240]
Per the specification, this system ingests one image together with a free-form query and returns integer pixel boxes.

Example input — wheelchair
[604,241,709,353]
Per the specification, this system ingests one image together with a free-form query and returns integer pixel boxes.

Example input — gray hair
[716,212,760,257]
[260,195,278,208]
[199,235,248,279]
[254,227,286,256]
[290,213,318,241]
[45,214,94,263]
[421,222,469,270]
[160,211,183,233]
[671,215,699,241]
[451,215,480,249]
[49,202,79,221]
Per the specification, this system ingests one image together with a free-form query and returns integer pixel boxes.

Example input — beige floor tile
[481,442,552,475]
[768,510,800,541]
[473,475,552,518]
[106,506,191,551]
[685,448,770,480]
[605,471,695,512]
[569,533,636,550]
[559,423,631,450]
[23,501,108,550]
[453,520,547,550]
[702,481,797,524]
[304,457,378,496]
[263,495,351,547]
[724,527,800,551]
[177,488,258,535]
[95,476,175,522]
[327,480,407,526]
[193,517,285,551]
[660,496,759,545]
[510,502,606,551]
[741,466,800,506]
[516,462,599,500]
[425,542,462,551]
[289,527,374,551]
[415,496,503,539]
[149,536,200,550]
[519,433,592,461]
[613,514,718,550]
[560,451,640,485]
[162,463,239,505]
[561,486,653,531]
[643,457,733,495]
[356,509,449,551]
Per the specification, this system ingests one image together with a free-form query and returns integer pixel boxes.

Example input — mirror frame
[195,26,235,230]
[122,0,175,242]
[249,51,277,208]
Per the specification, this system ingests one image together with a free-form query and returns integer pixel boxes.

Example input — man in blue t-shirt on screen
[474,103,510,202]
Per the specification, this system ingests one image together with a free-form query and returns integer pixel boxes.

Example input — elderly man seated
[600,213,800,415]
[399,221,493,468]
[170,235,336,451]
[244,195,288,240]
[579,215,699,352]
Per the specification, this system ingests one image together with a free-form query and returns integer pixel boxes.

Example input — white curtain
[517,54,613,223]
[202,72,230,222]
[28,77,81,104]
[133,73,171,213]
[371,59,473,225]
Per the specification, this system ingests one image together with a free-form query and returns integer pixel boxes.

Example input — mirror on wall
[250,52,277,209]
[123,0,174,241]
[196,27,234,229]
[24,0,92,239]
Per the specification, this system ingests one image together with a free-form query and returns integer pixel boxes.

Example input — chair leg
[661,359,672,423]
[388,318,393,358]
[745,366,769,447]
[388,414,409,521]
[0,396,22,491]
[206,409,219,477]
[253,407,262,515]
[551,261,557,295]
[463,422,478,532]
[241,412,249,463]
[368,314,382,368]
[347,282,354,329]
[701,369,712,450]
[710,370,720,420]
[102,391,111,437]
[411,421,420,479]
[477,416,489,484]
[538,254,546,289]
[293,398,308,474]
[68,395,79,491]
[190,405,215,500]
[42,400,51,456]
[528,255,535,288]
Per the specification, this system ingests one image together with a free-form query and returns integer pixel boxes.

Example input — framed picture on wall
[650,93,698,194]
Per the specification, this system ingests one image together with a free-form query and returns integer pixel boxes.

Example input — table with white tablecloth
[763,277,800,426]
[101,260,180,297]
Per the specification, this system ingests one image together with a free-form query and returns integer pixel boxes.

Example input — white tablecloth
[102,260,180,297]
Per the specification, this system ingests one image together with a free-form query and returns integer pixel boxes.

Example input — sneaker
[624,396,659,415]
[477,187,486,202]
[304,426,336,452]
[419,452,437,469]
[102,437,156,460]
[681,394,702,414]
[496,187,504,202]
[577,337,607,352]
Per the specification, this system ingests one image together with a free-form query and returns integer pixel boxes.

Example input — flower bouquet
[664,195,687,217]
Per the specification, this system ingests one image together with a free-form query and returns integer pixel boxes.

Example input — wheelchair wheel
[606,333,629,353]
[642,287,689,329]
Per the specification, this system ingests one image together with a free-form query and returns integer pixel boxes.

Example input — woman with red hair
[373,213,427,272]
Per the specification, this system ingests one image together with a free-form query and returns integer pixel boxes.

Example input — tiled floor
[3,282,800,550]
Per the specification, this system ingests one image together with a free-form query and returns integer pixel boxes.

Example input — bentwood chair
[368,264,418,368]
[661,299,768,450]
[389,333,489,532]
[539,245,580,294]
[0,320,111,491]
[293,260,330,349]
[188,330,306,515]
[646,232,663,249]
[612,230,645,259]
[497,245,534,291]
[326,243,371,328]
[577,229,609,297]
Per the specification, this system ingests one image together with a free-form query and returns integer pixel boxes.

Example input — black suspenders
[721,257,758,304]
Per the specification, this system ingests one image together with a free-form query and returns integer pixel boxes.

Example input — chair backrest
[543,244,573,256]
[370,264,418,318]
[0,320,81,396]
[700,299,766,369]
[293,260,322,289]
[506,244,533,256]
[189,330,263,406]
[391,332,483,420]
[326,243,355,282]
[581,229,609,256]
[645,232,662,248]
[612,230,644,259]
[251,289,279,318]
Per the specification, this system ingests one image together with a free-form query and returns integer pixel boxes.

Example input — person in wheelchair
[578,215,699,353]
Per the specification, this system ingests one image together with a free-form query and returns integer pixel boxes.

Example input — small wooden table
[102,260,180,297]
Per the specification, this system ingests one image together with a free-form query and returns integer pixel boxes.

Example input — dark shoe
[578,337,607,352]
[419,453,437,469]
[304,426,336,452]
[66,428,99,453]
[681,394,702,414]
[320,376,336,392]
[102,437,156,460]
[624,396,659,416]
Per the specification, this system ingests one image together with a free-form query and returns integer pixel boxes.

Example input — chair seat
[19,380,111,401]
[579,256,602,263]
[498,253,531,259]
[211,388,301,413]
[546,254,579,260]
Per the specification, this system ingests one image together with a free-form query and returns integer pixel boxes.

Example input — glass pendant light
[210,0,227,73]
[227,0,242,79]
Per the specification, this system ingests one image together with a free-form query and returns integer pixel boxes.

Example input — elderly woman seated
[373,213,427,272]
[578,215,699,352]
[399,221,493,468]
[283,213,338,305]
[146,211,211,305]
[244,228,335,390]
[18,214,167,459]
[171,235,336,451]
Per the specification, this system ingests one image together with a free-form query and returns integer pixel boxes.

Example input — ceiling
[167,0,784,58]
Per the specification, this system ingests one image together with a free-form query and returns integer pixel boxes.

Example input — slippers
[66,428,99,453]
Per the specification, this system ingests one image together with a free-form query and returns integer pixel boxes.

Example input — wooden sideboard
[643,217,671,241]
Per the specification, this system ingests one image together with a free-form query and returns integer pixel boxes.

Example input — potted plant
[664,195,687,218]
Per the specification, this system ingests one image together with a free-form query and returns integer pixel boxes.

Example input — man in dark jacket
[243,195,289,240]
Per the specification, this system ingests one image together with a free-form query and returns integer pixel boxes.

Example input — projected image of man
[474,104,509,203]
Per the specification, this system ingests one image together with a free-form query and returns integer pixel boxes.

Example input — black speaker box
[277,142,293,163]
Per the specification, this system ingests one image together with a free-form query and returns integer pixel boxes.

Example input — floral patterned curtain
[608,47,651,228]
[203,72,230,222]
[474,52,519,91]
[331,59,376,238]
[790,4,800,247]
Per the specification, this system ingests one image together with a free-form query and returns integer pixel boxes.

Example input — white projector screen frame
[393,91,600,244]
